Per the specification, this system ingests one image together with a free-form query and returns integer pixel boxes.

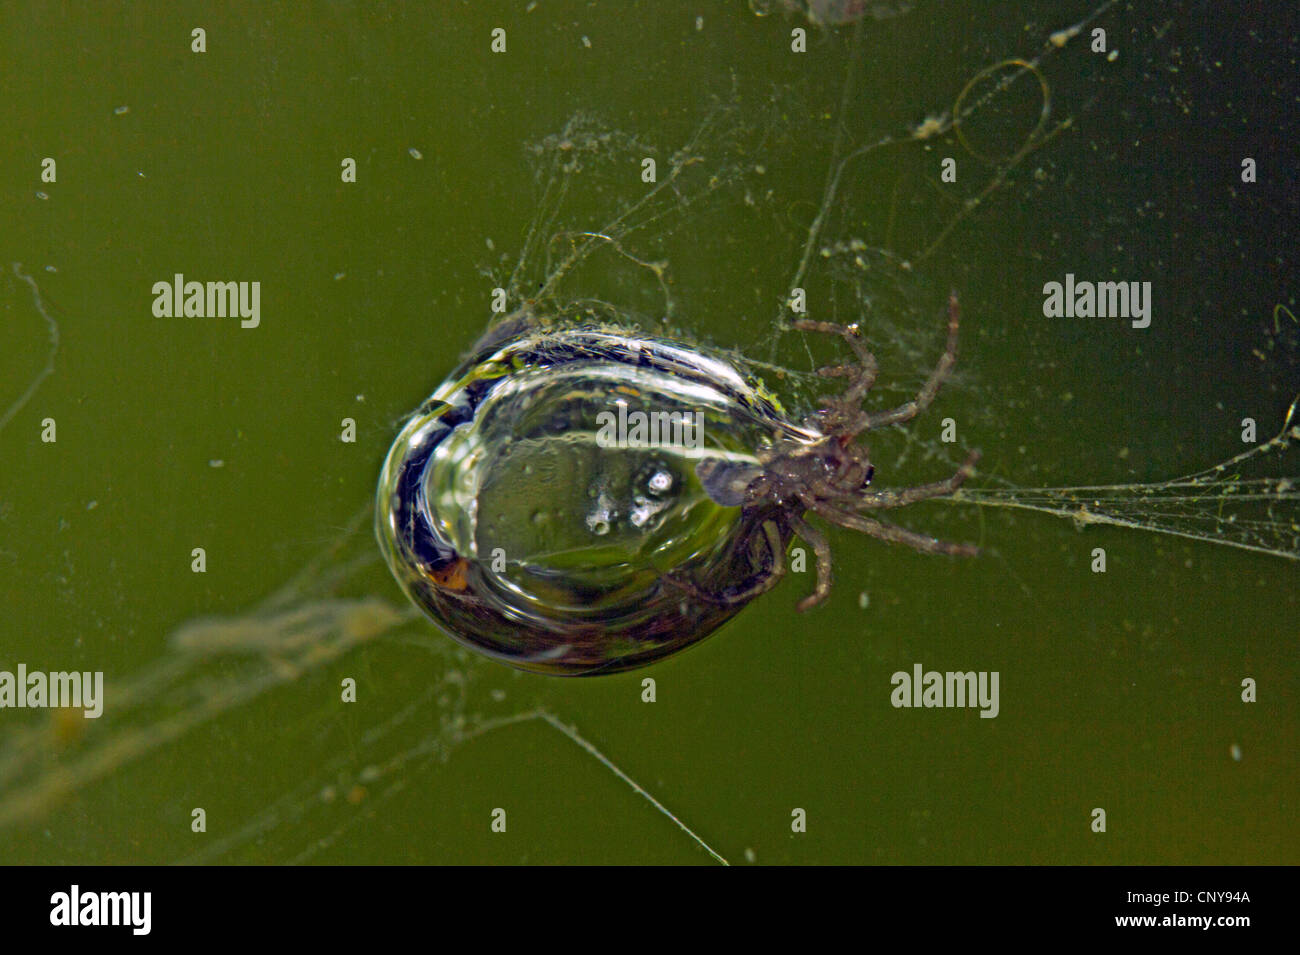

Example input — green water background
[0,0,1295,863]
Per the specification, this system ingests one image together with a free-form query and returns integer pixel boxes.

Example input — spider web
[948,397,1300,561]
[0,0,1293,864]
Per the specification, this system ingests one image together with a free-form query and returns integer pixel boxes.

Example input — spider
[382,289,981,674]
[735,291,981,611]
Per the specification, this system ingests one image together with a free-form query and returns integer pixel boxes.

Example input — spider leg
[860,289,962,431]
[788,512,834,612]
[813,501,979,557]
[791,318,879,409]
[858,449,981,510]
[658,520,787,607]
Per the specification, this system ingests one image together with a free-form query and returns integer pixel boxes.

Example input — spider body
[716,291,980,610]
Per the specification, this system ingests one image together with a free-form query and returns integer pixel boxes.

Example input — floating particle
[1050,25,1081,47]
[409,147,423,160]
[911,113,947,140]
[113,105,130,115]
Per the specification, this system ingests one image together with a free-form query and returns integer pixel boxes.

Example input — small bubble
[208,459,225,468]
[857,591,869,609]
[1229,743,1243,761]
[695,16,704,30]
[744,847,757,863]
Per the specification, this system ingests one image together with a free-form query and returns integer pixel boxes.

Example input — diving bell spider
[753,291,980,611]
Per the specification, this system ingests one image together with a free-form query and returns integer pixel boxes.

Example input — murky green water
[1,0,1295,864]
